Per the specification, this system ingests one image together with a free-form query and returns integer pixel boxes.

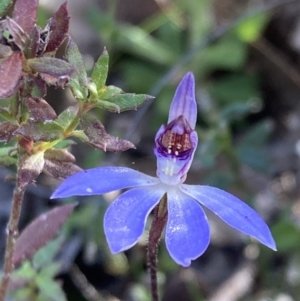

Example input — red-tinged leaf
[0,121,18,142]
[80,113,135,152]
[12,0,38,34]
[27,57,76,77]
[0,52,22,99]
[15,120,64,142]
[18,152,44,188]
[44,148,75,163]
[13,204,76,266]
[44,160,82,179]
[26,25,40,58]
[26,97,57,122]
[44,149,80,179]
[45,2,70,53]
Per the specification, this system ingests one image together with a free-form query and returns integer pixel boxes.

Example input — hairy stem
[0,78,33,301]
[0,181,25,301]
[148,197,168,301]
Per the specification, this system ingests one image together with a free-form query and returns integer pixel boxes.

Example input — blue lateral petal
[165,188,210,267]
[168,72,197,129]
[51,167,159,198]
[104,185,166,253]
[180,185,276,250]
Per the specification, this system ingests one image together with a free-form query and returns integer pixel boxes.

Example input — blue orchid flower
[51,72,276,267]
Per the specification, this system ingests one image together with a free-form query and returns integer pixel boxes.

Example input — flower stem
[148,196,168,301]
[0,181,25,301]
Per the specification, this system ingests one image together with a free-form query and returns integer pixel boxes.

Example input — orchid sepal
[180,184,277,251]
[51,166,159,199]
[168,72,197,129]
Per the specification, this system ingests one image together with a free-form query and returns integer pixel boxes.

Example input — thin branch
[253,37,300,88]
[0,183,25,301]
[69,264,120,301]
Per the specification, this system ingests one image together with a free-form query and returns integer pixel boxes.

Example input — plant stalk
[0,181,25,301]
[148,196,168,301]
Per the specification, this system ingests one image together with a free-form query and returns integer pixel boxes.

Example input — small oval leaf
[27,57,76,77]
[18,151,45,188]
[91,48,108,90]
[26,97,57,122]
[0,52,22,99]
[13,204,76,266]
[0,121,18,142]
[15,120,64,142]
[12,0,38,34]
[80,113,135,152]
[45,2,70,53]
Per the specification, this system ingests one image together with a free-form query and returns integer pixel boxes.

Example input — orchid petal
[180,185,276,250]
[51,167,159,199]
[104,185,166,253]
[165,188,210,267]
[168,72,197,129]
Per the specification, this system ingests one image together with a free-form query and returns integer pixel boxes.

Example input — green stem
[148,196,168,301]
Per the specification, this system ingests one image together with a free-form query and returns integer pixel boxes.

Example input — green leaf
[33,235,65,268]
[0,154,17,166]
[13,261,36,280]
[39,262,61,278]
[118,24,176,65]
[56,105,78,129]
[71,130,89,142]
[36,276,67,301]
[88,8,176,65]
[97,93,153,112]
[236,13,270,43]
[0,0,12,17]
[0,146,15,156]
[98,85,123,99]
[10,287,33,300]
[91,48,109,90]
[65,38,88,99]
[0,107,12,120]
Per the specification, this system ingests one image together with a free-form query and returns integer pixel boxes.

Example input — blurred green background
[4,0,300,300]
